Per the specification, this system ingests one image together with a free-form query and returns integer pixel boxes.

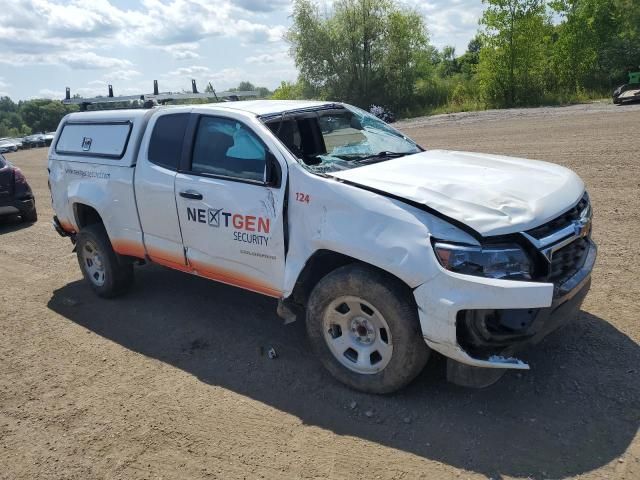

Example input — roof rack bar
[62,89,258,105]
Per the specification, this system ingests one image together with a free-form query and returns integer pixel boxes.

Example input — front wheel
[306,264,429,394]
[76,224,133,298]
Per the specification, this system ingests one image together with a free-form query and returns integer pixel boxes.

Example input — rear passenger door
[174,113,287,297]
[134,111,190,270]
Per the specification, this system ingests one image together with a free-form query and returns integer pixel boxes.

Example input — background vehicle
[48,99,595,393]
[8,137,24,150]
[23,134,46,149]
[613,71,640,104]
[0,153,37,223]
[0,139,19,153]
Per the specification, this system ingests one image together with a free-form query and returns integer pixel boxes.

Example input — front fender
[283,165,477,296]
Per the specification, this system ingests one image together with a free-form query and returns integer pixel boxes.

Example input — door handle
[180,190,203,200]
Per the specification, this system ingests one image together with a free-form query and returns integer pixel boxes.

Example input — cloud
[231,0,291,13]
[166,65,213,77]
[59,52,134,70]
[246,51,291,65]
[110,69,143,81]
[404,0,482,51]
[171,49,201,60]
[0,0,287,70]
[133,0,287,47]
[165,44,202,60]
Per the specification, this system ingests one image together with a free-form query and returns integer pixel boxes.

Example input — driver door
[175,113,287,297]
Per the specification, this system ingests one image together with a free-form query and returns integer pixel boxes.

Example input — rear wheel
[306,264,429,393]
[76,224,133,298]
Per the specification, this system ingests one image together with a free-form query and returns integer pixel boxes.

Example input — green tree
[550,0,640,91]
[477,0,551,107]
[270,81,305,100]
[458,35,482,78]
[437,46,459,77]
[19,99,77,133]
[287,0,431,111]
[237,81,256,92]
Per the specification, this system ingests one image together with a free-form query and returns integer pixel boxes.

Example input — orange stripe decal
[111,239,147,259]
[189,260,282,298]
[109,240,281,298]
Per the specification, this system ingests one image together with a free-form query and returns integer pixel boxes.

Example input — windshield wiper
[354,151,409,164]
[331,151,409,163]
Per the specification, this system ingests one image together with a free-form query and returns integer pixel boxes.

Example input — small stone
[618,458,625,463]
[403,416,411,424]
[365,410,374,418]
[61,297,79,307]
[349,401,357,410]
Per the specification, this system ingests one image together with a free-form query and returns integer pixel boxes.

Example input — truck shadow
[48,264,639,479]
[0,215,34,234]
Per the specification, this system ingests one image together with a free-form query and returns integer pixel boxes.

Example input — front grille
[526,194,589,240]
[548,236,590,283]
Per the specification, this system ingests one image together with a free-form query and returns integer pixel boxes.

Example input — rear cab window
[55,122,133,159]
[148,113,190,171]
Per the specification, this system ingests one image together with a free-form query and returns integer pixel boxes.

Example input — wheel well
[74,203,103,229]
[288,250,412,307]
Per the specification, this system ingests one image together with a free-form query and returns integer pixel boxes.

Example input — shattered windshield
[265,104,421,174]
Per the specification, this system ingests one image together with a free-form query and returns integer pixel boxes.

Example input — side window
[191,117,266,182]
[148,113,189,170]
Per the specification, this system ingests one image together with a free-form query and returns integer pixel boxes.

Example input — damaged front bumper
[414,239,596,372]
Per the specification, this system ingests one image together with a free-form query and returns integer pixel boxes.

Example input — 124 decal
[295,192,310,204]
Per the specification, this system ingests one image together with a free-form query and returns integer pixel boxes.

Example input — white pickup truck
[48,100,596,392]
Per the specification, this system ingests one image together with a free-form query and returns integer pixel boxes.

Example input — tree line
[0,97,79,138]
[275,0,639,114]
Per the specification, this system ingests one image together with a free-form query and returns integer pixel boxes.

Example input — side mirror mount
[265,151,282,188]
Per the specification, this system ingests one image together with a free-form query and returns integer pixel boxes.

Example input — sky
[0,0,484,101]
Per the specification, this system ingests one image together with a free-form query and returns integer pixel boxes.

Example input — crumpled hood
[329,150,584,236]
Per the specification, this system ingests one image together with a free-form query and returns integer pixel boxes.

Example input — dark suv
[0,154,37,223]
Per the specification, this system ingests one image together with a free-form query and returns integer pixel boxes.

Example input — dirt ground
[1,102,639,480]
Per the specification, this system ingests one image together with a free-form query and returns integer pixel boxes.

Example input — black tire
[306,264,429,394]
[76,223,133,298]
[21,207,37,223]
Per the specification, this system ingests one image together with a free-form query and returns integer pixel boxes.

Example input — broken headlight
[433,242,532,280]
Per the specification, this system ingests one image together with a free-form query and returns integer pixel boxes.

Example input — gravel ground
[1,102,639,479]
